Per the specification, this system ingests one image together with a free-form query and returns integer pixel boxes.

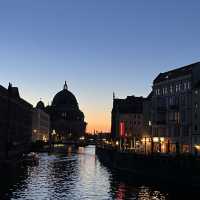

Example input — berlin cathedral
[39,82,87,141]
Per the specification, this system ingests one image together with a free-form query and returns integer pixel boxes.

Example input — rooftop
[153,62,200,84]
[113,96,145,114]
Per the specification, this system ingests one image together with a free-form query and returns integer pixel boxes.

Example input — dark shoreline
[96,146,200,188]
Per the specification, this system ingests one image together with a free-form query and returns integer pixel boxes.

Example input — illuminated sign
[120,122,125,137]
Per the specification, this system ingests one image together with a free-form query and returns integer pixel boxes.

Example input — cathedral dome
[52,81,79,110]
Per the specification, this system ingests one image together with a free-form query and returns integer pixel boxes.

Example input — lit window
[195,90,198,95]
[149,121,152,126]
[175,112,180,123]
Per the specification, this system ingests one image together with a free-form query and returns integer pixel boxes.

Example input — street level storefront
[111,119,190,154]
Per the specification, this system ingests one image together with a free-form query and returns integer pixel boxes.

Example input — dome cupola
[52,81,79,110]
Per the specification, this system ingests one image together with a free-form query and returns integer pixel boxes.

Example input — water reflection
[0,146,199,200]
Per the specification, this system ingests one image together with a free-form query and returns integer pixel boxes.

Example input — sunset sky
[0,1,200,132]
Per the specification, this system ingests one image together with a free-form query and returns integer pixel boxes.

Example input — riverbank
[96,146,200,187]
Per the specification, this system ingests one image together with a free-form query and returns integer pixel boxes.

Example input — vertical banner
[120,121,125,137]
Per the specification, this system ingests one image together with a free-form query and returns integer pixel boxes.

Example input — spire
[113,92,115,100]
[63,81,68,90]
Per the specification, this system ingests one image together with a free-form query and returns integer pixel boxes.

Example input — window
[170,85,173,93]
[182,110,186,122]
[162,88,165,95]
[149,121,152,126]
[188,81,190,89]
[169,112,174,121]
[169,96,174,105]
[175,112,180,123]
[175,84,178,92]
[184,82,187,90]
[165,87,168,94]
[195,90,198,95]
[181,95,185,106]
[195,125,198,131]
[62,112,67,118]
[178,84,181,91]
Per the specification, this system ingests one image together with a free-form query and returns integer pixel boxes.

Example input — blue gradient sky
[0,1,200,132]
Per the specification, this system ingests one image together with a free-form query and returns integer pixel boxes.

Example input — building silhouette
[46,82,86,142]
[32,100,50,142]
[0,83,32,160]
[111,95,151,151]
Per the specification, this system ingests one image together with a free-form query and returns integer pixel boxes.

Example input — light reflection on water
[0,146,196,200]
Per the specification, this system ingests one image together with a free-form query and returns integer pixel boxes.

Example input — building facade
[111,95,151,152]
[152,62,200,153]
[32,101,50,142]
[0,83,33,160]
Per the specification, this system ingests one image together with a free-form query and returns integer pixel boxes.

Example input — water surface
[0,146,198,200]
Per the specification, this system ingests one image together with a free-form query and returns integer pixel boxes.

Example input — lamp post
[50,130,56,150]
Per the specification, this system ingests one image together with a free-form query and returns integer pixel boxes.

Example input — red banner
[120,122,125,137]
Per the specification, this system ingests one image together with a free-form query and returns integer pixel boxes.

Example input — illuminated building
[32,101,50,142]
[152,62,200,153]
[0,83,33,160]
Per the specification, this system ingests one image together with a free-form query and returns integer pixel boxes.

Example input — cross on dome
[63,81,68,90]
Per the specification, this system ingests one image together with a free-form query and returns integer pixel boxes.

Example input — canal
[0,145,199,200]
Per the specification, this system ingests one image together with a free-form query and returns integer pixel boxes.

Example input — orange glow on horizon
[24,95,111,134]
[86,119,111,133]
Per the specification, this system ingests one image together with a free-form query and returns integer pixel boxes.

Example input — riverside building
[111,95,152,153]
[152,62,200,153]
[32,101,50,142]
[0,83,33,160]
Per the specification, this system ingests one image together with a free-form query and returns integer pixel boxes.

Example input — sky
[0,0,200,132]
